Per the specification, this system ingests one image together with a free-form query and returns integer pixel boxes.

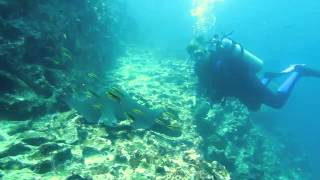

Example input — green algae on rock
[0,0,126,121]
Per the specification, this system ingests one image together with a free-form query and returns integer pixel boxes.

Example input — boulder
[0,143,31,158]
[18,130,51,146]
[52,148,72,167]
[32,160,53,174]
[38,143,62,155]
[0,157,28,170]
[22,137,50,146]
[82,147,100,158]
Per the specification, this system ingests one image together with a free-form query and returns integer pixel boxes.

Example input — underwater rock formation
[0,110,230,179]
[0,47,232,179]
[193,97,311,179]
[0,0,124,121]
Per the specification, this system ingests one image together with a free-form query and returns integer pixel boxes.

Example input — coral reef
[0,111,229,179]
[0,0,124,121]
[193,95,311,179]
[0,45,230,179]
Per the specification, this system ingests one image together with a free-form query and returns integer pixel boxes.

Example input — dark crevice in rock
[22,137,49,146]
[39,143,62,156]
[32,160,53,174]
[0,157,29,170]
[0,143,32,158]
[52,148,72,167]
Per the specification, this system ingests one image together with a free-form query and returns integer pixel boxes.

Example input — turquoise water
[0,0,319,179]
[216,1,320,179]
[128,0,320,179]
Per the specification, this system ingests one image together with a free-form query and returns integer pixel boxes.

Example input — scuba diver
[187,35,320,111]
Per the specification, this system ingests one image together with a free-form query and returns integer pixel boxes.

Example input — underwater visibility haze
[0,0,319,179]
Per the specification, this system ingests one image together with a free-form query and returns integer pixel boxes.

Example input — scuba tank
[220,38,264,73]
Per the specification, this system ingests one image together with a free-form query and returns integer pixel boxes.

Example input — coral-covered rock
[32,160,53,174]
[0,0,125,121]
[0,157,28,170]
[22,136,49,147]
[0,70,51,120]
[66,174,91,180]
[82,146,100,158]
[38,143,62,155]
[52,148,72,167]
[16,65,55,98]
[0,143,32,158]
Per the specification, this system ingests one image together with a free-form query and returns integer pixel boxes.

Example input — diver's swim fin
[281,64,320,77]
[295,66,320,77]
[262,64,320,85]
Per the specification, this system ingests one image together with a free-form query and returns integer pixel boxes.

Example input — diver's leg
[277,71,300,94]
[238,72,295,110]
[263,71,301,109]
[261,69,293,86]
[261,72,281,85]
[261,65,320,109]
[260,84,285,109]
[276,64,320,94]
[259,71,300,109]
[261,64,320,85]
[240,75,270,111]
[241,76,290,110]
[260,87,289,109]
[261,65,300,85]
[274,65,320,104]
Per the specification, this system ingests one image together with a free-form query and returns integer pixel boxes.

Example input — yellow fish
[132,108,144,115]
[110,87,124,96]
[92,103,103,110]
[87,72,98,79]
[106,91,121,102]
[126,112,136,121]
[61,47,72,61]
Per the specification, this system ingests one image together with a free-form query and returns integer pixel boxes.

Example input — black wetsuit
[195,50,318,111]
